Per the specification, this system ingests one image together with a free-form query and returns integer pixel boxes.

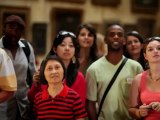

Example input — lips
[63,53,70,56]
[153,55,160,57]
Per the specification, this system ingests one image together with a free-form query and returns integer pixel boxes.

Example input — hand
[33,69,41,86]
[140,103,152,109]
[151,102,160,112]
[136,106,149,118]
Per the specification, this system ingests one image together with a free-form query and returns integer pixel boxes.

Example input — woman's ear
[53,47,56,53]
[143,53,147,60]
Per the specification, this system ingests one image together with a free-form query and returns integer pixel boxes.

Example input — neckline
[148,70,160,82]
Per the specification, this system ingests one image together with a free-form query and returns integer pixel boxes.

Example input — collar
[0,36,25,48]
[19,38,26,48]
[0,36,4,48]
[42,84,69,100]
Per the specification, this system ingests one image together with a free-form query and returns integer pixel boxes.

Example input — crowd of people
[0,14,160,120]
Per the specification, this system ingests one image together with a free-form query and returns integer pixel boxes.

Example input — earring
[72,56,76,64]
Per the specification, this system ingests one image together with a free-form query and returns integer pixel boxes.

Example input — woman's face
[78,28,94,48]
[44,60,64,84]
[54,37,75,61]
[144,40,160,63]
[126,36,143,57]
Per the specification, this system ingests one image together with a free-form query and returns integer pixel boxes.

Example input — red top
[34,84,87,120]
[28,71,86,105]
[64,71,86,105]
[140,71,160,120]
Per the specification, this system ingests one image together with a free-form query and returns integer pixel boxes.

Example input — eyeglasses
[145,37,160,43]
[57,31,76,38]
[148,37,160,40]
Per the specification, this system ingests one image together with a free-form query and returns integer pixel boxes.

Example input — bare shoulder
[132,72,143,86]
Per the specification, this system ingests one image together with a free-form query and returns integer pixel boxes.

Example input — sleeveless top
[140,71,160,120]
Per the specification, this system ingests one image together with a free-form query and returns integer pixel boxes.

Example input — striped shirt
[34,84,87,120]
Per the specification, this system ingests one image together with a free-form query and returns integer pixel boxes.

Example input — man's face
[105,25,125,51]
[4,22,23,43]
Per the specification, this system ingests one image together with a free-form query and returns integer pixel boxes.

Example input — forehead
[108,25,124,33]
[62,37,73,43]
[46,60,61,66]
[80,28,89,33]
[127,36,139,40]
[147,40,160,47]
[6,22,21,27]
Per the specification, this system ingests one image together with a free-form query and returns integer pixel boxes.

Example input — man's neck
[106,51,123,65]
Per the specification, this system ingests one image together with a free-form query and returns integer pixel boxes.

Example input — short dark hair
[4,15,25,29]
[39,55,66,85]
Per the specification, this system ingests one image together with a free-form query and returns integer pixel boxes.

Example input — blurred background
[0,0,160,64]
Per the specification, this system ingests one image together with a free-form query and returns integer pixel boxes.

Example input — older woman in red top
[34,55,87,120]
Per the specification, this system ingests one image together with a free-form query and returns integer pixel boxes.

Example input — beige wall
[1,0,160,63]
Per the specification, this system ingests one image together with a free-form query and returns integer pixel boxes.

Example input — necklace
[148,70,160,82]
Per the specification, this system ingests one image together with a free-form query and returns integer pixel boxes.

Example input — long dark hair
[47,31,79,87]
[76,23,98,61]
[124,31,146,69]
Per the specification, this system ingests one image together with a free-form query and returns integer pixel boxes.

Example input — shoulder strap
[20,39,32,87]
[97,58,128,117]
[20,39,30,63]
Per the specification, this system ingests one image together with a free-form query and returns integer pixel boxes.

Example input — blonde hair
[96,33,108,57]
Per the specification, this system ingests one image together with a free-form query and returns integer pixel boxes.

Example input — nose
[113,35,118,40]
[65,45,69,50]
[131,42,135,46]
[84,35,88,39]
[51,69,57,74]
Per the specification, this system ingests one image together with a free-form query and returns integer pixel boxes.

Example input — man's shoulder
[125,58,143,72]
[20,38,33,49]
[87,56,106,73]
[126,58,142,67]
[89,57,105,67]
[0,48,6,53]
[0,48,9,57]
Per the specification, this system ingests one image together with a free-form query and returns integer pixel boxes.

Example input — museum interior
[1,0,160,64]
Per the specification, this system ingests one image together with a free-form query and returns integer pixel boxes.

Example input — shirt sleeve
[0,49,17,91]
[86,66,98,101]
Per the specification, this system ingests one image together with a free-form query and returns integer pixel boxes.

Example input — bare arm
[129,73,148,119]
[0,90,14,103]
[86,99,97,120]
